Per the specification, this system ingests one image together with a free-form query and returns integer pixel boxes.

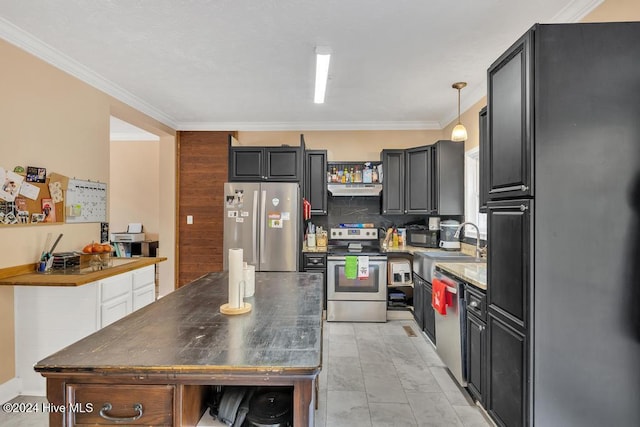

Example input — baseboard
[0,377,21,404]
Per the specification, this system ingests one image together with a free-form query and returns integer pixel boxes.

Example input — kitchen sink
[413,251,485,282]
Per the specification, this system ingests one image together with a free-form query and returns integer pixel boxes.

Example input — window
[464,147,487,240]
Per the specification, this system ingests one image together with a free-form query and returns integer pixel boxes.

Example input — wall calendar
[65,179,107,223]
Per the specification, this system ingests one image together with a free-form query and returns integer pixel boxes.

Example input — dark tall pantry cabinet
[486,22,640,427]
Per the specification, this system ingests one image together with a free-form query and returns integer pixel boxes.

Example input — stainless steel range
[326,227,387,322]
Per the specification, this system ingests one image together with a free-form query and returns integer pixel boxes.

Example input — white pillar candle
[243,264,255,297]
[228,248,244,308]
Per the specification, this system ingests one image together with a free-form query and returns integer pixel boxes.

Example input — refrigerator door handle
[252,190,259,265]
[260,189,267,267]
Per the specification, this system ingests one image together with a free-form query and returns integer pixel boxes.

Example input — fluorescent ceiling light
[314,47,331,104]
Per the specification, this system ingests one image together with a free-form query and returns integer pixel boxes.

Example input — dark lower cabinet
[465,285,486,406]
[412,275,435,344]
[422,280,435,344]
[487,312,527,427]
[412,274,424,330]
[302,253,327,309]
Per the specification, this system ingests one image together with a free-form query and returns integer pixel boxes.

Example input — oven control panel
[330,227,379,240]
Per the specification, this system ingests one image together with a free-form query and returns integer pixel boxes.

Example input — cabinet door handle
[469,300,479,308]
[491,184,529,193]
[99,402,143,422]
[489,204,529,212]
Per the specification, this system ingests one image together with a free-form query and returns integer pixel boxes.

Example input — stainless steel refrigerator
[223,182,299,271]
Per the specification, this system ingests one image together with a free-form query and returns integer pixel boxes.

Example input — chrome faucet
[454,222,483,258]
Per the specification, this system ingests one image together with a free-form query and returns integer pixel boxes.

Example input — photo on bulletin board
[26,166,47,183]
[42,198,56,223]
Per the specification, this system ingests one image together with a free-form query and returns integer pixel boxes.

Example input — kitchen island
[35,271,323,426]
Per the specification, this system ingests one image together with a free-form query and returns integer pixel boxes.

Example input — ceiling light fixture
[314,47,331,104]
[451,82,468,142]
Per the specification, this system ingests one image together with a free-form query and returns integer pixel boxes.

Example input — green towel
[345,256,358,280]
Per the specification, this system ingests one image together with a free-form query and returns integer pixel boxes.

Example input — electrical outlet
[186,215,193,225]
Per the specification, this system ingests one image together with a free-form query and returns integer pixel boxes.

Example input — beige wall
[237,130,445,161]
[109,140,161,240]
[0,38,176,387]
[583,0,640,21]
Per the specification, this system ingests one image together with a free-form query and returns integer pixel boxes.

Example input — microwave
[407,229,439,248]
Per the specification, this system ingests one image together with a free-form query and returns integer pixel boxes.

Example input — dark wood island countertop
[35,271,323,426]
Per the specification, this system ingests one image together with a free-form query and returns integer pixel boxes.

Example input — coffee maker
[439,219,461,250]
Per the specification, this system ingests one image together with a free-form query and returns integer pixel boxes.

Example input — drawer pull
[469,300,479,308]
[99,402,143,422]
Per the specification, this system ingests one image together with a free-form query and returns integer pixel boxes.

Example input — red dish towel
[432,278,452,315]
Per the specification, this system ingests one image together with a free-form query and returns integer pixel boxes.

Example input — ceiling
[0,0,602,132]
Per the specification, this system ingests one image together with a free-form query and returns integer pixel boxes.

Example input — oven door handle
[327,255,388,262]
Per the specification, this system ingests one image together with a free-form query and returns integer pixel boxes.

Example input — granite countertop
[383,245,443,255]
[436,262,487,291]
[302,244,328,253]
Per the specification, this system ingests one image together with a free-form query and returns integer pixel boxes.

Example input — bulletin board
[65,179,108,223]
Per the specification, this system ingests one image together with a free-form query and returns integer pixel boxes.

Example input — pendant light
[451,82,468,142]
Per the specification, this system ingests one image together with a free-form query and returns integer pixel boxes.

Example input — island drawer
[66,384,174,426]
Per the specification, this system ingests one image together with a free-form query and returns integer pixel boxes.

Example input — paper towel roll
[228,248,244,308]
[243,264,255,297]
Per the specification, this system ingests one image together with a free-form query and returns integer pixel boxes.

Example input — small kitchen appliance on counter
[406,224,439,248]
[439,219,461,250]
[111,223,145,243]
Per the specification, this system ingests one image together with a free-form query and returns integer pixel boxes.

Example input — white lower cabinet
[14,265,157,395]
[132,265,156,311]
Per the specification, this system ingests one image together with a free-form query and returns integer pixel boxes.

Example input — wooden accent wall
[177,131,230,286]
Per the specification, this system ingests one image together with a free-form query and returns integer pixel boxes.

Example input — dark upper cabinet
[487,313,527,427]
[432,140,464,215]
[486,199,530,331]
[304,150,327,215]
[229,146,302,182]
[487,30,533,200]
[479,106,489,212]
[381,150,405,215]
[382,140,463,215]
[405,146,434,214]
[229,147,264,181]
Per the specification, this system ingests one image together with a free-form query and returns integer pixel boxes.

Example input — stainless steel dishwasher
[433,269,467,386]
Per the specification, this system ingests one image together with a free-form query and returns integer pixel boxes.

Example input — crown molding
[0,17,177,129]
[549,0,605,23]
[175,120,443,131]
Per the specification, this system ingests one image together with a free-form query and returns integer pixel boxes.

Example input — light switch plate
[186,215,193,225]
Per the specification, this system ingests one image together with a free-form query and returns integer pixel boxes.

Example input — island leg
[46,378,65,426]
[292,378,315,427]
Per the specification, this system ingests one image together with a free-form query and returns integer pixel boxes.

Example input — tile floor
[0,319,492,427]
[315,319,492,427]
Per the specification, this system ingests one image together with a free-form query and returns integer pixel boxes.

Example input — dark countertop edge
[0,257,167,287]
[34,365,322,375]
